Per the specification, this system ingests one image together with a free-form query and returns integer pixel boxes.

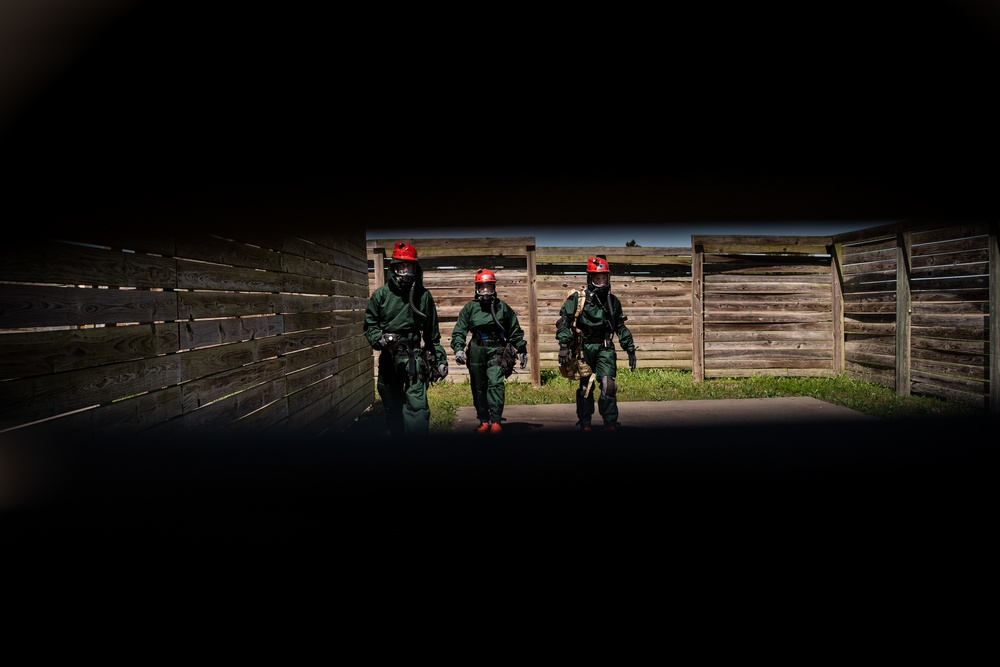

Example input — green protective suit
[556,287,635,427]
[451,297,527,424]
[364,259,448,437]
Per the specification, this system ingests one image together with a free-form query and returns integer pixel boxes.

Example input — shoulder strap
[572,289,585,325]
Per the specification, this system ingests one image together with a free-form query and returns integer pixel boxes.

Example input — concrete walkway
[453,396,880,434]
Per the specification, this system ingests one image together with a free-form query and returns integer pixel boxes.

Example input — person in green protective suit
[451,268,528,434]
[556,255,636,432]
[364,241,448,437]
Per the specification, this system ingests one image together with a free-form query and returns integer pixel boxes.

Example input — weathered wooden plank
[911,344,987,367]
[910,324,988,340]
[279,293,368,314]
[179,356,287,413]
[910,223,990,246]
[0,241,178,288]
[845,360,896,387]
[696,243,830,254]
[212,394,290,436]
[180,314,284,349]
[174,234,285,271]
[910,287,989,302]
[911,237,989,260]
[72,235,179,257]
[704,282,831,295]
[705,272,829,283]
[911,301,989,316]
[278,327,333,351]
[704,346,833,360]
[177,290,280,319]
[178,338,273,381]
[911,262,989,280]
[0,355,183,431]
[692,235,832,247]
[846,349,896,368]
[910,379,988,408]
[91,385,185,437]
[705,367,836,377]
[536,253,693,265]
[912,248,989,270]
[0,323,180,380]
[833,221,932,245]
[911,357,987,381]
[839,246,896,266]
[912,336,989,355]
[841,275,897,291]
[0,284,179,328]
[319,384,376,436]
[704,311,834,325]
[535,246,692,257]
[704,266,833,278]
[179,376,288,433]
[283,355,337,395]
[368,237,535,252]
[910,312,989,328]
[176,259,284,292]
[911,368,988,395]
[283,311,359,332]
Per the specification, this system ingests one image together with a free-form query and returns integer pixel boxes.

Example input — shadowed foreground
[3,412,994,568]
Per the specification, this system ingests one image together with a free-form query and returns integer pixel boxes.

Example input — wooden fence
[835,221,998,410]
[1,221,994,443]
[0,231,373,441]
[367,239,694,386]
[372,223,998,413]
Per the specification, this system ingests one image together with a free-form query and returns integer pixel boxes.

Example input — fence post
[691,241,704,381]
[372,247,385,290]
[828,241,845,374]
[990,222,999,414]
[526,242,540,387]
[895,231,912,396]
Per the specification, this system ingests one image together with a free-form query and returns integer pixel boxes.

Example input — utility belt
[470,332,506,347]
[382,332,440,383]
[582,333,613,347]
[382,331,423,352]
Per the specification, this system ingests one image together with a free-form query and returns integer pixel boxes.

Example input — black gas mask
[393,260,416,289]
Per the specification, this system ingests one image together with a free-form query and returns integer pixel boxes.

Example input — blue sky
[367,221,892,248]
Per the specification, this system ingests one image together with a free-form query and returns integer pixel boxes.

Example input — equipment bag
[498,341,519,378]
[558,289,593,380]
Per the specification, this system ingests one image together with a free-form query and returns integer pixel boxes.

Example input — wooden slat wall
[367,241,694,383]
[694,236,837,379]
[837,221,994,408]
[908,223,991,407]
[367,237,538,385]
[0,231,373,439]
[840,227,900,390]
[534,247,694,373]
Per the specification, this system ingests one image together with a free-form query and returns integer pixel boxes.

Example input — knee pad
[601,376,616,398]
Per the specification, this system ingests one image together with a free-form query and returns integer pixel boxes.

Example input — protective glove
[437,363,448,379]
[519,352,527,369]
[558,344,572,366]
[373,334,390,350]
[455,349,467,366]
[628,351,637,371]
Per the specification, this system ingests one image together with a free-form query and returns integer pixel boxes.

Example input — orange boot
[488,422,502,433]
[474,421,490,433]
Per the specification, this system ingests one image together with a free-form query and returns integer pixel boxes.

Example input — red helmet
[587,256,610,273]
[392,241,418,261]
[474,268,497,301]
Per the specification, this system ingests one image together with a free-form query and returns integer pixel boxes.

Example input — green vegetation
[353,369,985,434]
